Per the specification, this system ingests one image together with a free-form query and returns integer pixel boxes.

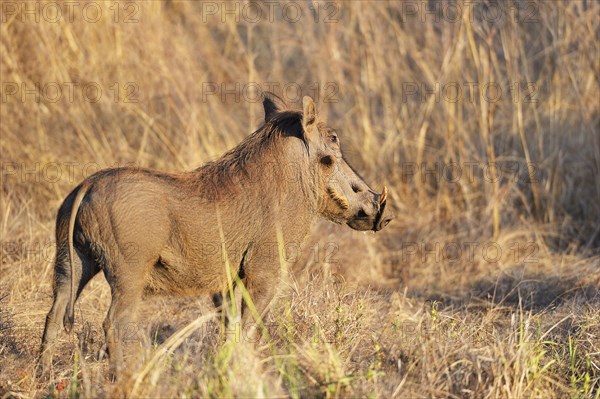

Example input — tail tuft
[63,305,74,333]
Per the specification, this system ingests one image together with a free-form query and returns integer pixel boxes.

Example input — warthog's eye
[320,155,334,167]
[329,134,338,144]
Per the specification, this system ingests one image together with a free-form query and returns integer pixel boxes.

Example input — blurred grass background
[1,1,599,397]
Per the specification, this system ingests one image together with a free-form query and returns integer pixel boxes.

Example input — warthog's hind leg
[40,252,100,376]
[39,275,70,375]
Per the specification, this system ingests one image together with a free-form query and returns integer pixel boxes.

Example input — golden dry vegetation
[0,1,599,398]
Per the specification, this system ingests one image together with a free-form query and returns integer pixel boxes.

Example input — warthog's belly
[143,249,238,297]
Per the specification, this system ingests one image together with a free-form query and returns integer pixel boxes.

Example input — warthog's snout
[347,186,393,232]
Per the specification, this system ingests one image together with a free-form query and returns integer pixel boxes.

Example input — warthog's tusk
[380,185,388,205]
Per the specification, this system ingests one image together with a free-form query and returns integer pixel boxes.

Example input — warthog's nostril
[357,209,368,219]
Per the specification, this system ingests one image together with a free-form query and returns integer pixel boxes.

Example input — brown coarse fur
[39,93,392,377]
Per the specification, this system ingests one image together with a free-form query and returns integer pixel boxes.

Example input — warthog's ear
[302,96,317,140]
[262,91,287,122]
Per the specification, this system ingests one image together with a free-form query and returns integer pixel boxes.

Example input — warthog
[40,92,392,376]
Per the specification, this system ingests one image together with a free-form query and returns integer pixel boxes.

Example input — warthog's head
[263,92,393,232]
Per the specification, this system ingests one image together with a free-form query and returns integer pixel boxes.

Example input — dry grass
[1,1,599,398]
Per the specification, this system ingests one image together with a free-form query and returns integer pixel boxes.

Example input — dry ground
[1,1,599,398]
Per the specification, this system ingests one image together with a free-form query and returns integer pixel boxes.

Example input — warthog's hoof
[35,358,52,381]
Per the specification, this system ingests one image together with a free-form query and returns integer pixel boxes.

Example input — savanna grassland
[1,1,599,398]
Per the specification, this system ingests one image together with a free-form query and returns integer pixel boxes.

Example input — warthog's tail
[63,181,91,333]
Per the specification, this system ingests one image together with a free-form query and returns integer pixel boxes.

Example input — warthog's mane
[192,110,307,198]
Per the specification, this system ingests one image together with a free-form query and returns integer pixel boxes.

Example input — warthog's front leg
[239,265,281,342]
[212,290,242,332]
[102,264,146,380]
